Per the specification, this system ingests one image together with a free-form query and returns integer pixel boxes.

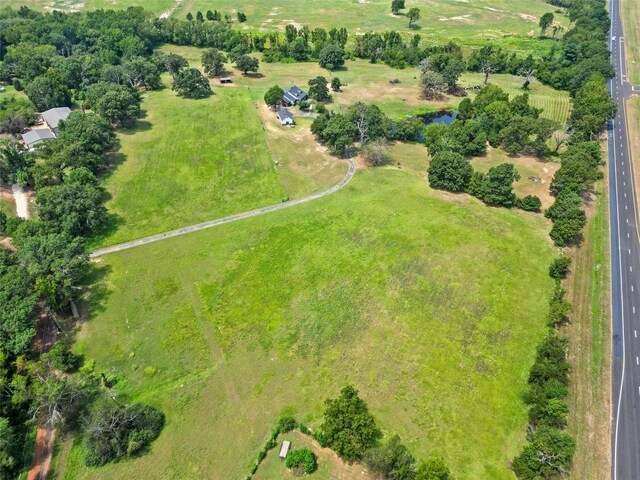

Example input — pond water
[421,110,459,126]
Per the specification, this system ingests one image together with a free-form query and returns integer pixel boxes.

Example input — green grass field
[176,0,567,45]
[15,0,174,13]
[57,167,555,480]
[622,0,640,84]
[92,77,286,247]
[16,0,566,50]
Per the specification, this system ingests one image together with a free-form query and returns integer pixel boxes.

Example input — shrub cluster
[286,448,317,474]
[84,402,165,466]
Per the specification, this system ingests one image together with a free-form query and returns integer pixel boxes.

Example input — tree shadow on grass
[242,72,265,79]
[81,262,114,320]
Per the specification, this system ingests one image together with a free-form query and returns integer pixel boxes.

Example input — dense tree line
[512,335,575,479]
[0,7,170,476]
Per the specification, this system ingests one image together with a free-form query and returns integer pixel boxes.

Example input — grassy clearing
[565,174,611,480]
[176,0,567,45]
[470,146,559,209]
[159,45,572,124]
[622,0,640,84]
[92,75,286,247]
[255,430,374,480]
[386,138,559,209]
[60,167,555,480]
[17,0,568,49]
[15,0,174,13]
[256,104,348,200]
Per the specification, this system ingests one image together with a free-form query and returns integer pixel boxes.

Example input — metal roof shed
[279,440,291,459]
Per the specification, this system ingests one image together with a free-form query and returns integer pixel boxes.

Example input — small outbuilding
[282,86,307,106]
[219,77,232,84]
[279,440,291,459]
[21,128,55,150]
[277,108,295,126]
[41,107,71,136]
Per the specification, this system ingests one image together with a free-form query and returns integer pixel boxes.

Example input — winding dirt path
[28,308,58,480]
[91,152,355,258]
[159,0,183,19]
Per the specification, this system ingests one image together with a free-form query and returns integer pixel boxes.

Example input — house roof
[277,108,294,121]
[283,85,307,103]
[41,107,71,131]
[22,128,55,148]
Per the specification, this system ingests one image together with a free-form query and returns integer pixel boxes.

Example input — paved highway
[91,152,355,257]
[609,0,640,477]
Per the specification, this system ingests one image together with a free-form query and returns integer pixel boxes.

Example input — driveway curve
[91,153,355,258]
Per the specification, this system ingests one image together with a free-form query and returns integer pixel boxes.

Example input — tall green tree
[14,230,88,309]
[416,457,452,480]
[539,13,554,35]
[0,249,38,355]
[308,76,331,101]
[35,169,108,238]
[264,85,284,109]
[407,8,421,26]
[319,386,381,461]
[512,426,575,479]
[364,435,416,480]
[480,163,520,207]
[428,151,473,192]
[25,74,71,111]
[201,49,228,77]
[172,68,212,98]
[235,55,260,75]
[318,44,345,70]
[391,0,406,14]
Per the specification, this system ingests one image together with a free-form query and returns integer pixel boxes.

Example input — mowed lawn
[58,168,555,480]
[159,45,572,123]
[93,80,286,247]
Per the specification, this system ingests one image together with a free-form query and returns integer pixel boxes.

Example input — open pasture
[16,0,567,52]
[58,167,555,480]
[93,76,287,247]
[175,0,567,46]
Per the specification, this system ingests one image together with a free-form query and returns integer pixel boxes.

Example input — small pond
[420,110,459,126]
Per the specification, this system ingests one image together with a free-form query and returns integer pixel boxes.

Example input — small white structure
[277,108,294,126]
[279,440,291,459]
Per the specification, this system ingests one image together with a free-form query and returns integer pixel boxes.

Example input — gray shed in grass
[279,440,291,459]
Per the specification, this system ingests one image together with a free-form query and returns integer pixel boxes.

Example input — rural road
[609,0,640,477]
[91,152,355,257]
